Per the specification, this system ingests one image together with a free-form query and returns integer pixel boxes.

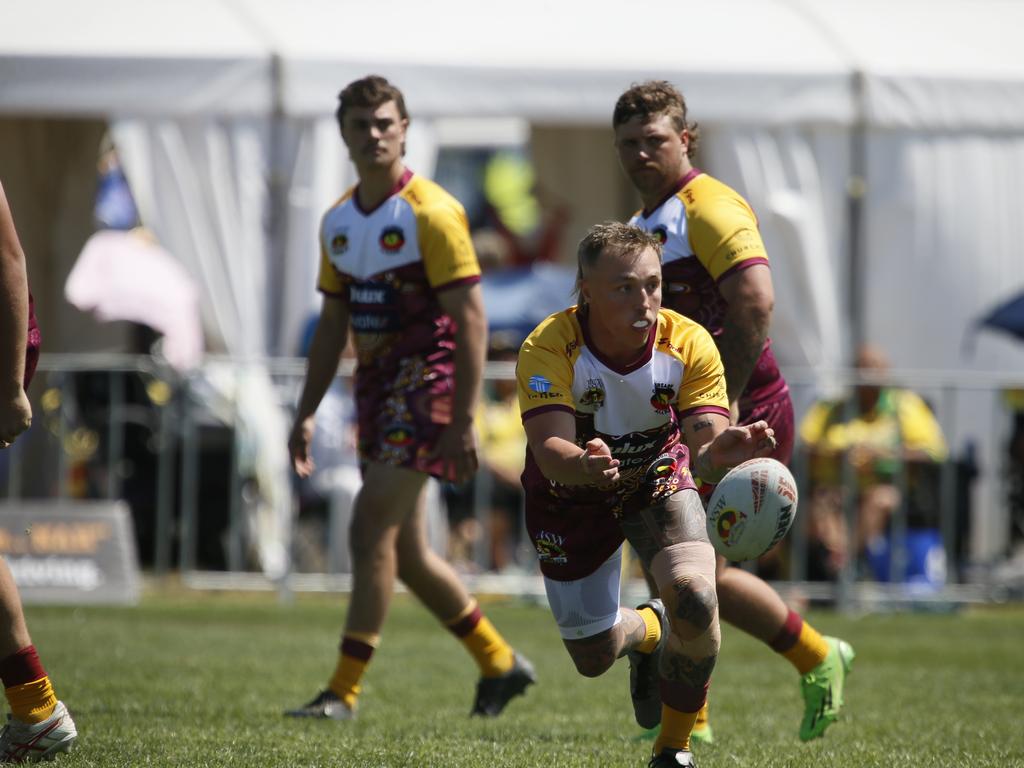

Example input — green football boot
[799,636,855,741]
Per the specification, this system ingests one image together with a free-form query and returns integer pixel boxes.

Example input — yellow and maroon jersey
[629,169,785,407]
[317,169,480,371]
[518,307,728,519]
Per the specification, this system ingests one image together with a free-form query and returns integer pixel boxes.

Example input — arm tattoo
[691,418,713,432]
[720,313,768,403]
[692,450,719,485]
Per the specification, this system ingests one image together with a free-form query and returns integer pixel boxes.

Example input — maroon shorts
[525,442,698,581]
[738,387,794,465]
[355,354,454,480]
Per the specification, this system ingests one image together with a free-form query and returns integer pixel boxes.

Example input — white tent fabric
[0,0,271,116]
[5,0,1024,562]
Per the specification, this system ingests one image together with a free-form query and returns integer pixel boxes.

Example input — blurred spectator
[798,344,949,582]
[444,336,526,573]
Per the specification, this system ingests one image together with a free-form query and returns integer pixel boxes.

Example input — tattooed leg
[563,608,648,678]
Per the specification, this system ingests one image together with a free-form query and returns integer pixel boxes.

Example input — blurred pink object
[65,229,203,371]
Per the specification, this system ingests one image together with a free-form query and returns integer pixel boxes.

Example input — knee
[568,649,616,678]
[564,633,618,678]
[664,575,719,643]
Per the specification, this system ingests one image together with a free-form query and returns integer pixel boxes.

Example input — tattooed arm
[717,263,773,404]
[681,411,776,484]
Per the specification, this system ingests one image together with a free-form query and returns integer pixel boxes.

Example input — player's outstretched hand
[579,438,620,484]
[709,420,777,469]
[0,388,32,449]
[432,421,478,485]
[288,416,316,478]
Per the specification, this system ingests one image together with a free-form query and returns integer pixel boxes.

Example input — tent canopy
[6,0,1023,129]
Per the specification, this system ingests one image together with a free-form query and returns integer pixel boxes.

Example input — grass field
[24,591,1024,767]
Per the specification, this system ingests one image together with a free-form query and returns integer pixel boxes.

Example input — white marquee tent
[3,0,1023,563]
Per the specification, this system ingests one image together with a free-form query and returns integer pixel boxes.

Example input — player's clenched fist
[0,388,32,448]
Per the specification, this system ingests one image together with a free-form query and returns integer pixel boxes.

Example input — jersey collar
[353,167,415,216]
[640,167,703,218]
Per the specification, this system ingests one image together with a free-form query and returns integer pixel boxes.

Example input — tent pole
[846,69,868,354]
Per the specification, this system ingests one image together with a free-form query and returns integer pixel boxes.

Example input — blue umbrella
[480,263,576,348]
[978,290,1024,343]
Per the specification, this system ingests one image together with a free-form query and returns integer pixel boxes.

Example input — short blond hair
[575,222,662,303]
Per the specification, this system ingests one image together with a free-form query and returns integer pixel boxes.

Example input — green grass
[25,592,1024,767]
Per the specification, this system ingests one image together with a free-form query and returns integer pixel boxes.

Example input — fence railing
[3,353,1022,610]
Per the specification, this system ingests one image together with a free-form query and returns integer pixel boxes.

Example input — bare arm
[523,409,619,486]
[289,296,349,476]
[0,181,32,446]
[681,411,776,485]
[431,282,487,482]
[717,263,774,404]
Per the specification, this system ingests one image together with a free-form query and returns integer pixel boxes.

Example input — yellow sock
[5,677,57,724]
[782,622,829,675]
[446,601,514,677]
[328,632,379,709]
[694,700,710,730]
[654,704,700,753]
[636,606,661,655]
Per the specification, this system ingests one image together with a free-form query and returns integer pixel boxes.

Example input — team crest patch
[652,226,668,246]
[528,375,552,394]
[330,232,349,255]
[379,226,406,253]
[579,379,605,410]
[383,424,415,446]
[650,383,675,413]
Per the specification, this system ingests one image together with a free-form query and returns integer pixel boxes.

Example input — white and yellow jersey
[316,169,480,369]
[517,306,729,520]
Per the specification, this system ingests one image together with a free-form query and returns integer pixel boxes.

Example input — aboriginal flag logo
[652,226,668,246]
[650,383,675,413]
[384,424,415,446]
[379,226,406,253]
[716,508,748,548]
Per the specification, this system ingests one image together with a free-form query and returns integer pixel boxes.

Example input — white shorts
[543,546,622,640]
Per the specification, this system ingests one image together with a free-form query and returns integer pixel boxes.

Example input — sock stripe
[447,605,483,638]
[769,609,804,653]
[659,678,709,714]
[0,646,46,689]
[340,637,376,662]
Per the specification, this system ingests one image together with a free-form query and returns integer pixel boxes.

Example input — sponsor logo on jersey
[579,379,605,410]
[330,231,349,255]
[528,375,553,394]
[534,530,568,564]
[715,508,748,548]
[652,226,668,246]
[379,226,406,253]
[650,383,675,413]
[350,285,389,305]
[645,453,678,482]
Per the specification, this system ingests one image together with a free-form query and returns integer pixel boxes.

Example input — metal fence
[4,353,1023,609]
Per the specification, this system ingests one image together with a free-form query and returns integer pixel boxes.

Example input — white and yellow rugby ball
[706,458,798,561]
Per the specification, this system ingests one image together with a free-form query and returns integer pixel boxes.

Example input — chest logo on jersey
[379,226,406,253]
[650,383,676,413]
[579,379,605,410]
[330,231,349,256]
[652,226,668,246]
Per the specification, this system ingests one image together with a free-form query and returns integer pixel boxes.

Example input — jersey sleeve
[317,212,349,299]
[418,202,481,290]
[517,317,576,422]
[675,324,730,418]
[686,185,769,282]
[896,391,949,461]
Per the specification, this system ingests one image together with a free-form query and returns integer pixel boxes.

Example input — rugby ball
[705,458,798,561]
